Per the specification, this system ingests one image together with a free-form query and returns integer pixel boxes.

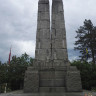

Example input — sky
[0,0,96,63]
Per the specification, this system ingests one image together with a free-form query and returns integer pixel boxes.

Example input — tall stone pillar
[51,0,82,91]
[24,0,51,92]
[24,0,82,93]
[35,0,51,61]
[51,0,68,66]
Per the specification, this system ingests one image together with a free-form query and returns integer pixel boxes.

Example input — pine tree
[74,19,96,64]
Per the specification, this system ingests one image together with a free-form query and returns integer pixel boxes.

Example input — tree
[0,53,34,92]
[0,62,8,93]
[71,60,96,90]
[7,53,33,90]
[74,19,96,64]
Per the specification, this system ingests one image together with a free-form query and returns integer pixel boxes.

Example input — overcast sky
[0,0,96,63]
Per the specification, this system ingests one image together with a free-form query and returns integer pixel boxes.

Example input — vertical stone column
[66,66,82,92]
[35,0,51,61]
[24,68,39,93]
[51,0,68,66]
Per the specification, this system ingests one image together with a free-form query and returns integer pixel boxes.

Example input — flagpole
[8,46,12,65]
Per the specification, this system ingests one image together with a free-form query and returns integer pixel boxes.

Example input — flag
[8,48,11,64]
[86,48,88,60]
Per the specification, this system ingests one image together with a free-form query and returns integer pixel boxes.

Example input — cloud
[12,40,35,57]
[0,0,38,62]
[68,49,80,62]
[0,0,96,62]
[64,0,96,57]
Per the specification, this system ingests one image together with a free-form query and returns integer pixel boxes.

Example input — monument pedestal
[66,66,82,92]
[24,67,39,93]
[24,62,82,93]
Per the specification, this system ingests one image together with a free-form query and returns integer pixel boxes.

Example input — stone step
[27,66,67,71]
[39,87,66,92]
[40,79,65,87]
[40,71,66,79]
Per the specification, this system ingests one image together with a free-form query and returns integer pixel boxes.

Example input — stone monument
[24,0,82,93]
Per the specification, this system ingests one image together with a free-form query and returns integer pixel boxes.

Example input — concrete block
[55,71,65,79]
[36,29,50,39]
[38,12,50,20]
[38,3,49,12]
[36,39,51,49]
[52,39,67,49]
[52,49,68,60]
[24,70,39,93]
[52,1,63,13]
[53,21,65,29]
[52,12,64,21]
[39,0,49,4]
[66,67,82,92]
[35,49,51,60]
[40,39,51,48]
[51,28,66,39]
[37,20,50,29]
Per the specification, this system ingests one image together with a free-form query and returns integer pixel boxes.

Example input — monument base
[24,68,39,93]
[24,61,82,93]
[66,66,82,92]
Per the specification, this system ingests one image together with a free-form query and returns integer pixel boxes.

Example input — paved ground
[0,90,96,96]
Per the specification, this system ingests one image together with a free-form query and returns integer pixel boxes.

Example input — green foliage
[0,63,8,93]
[75,19,96,64]
[71,60,96,90]
[91,87,96,92]
[0,53,34,93]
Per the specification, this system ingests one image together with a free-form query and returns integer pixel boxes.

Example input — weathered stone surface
[36,39,51,49]
[35,49,51,60]
[38,12,50,20]
[51,0,68,63]
[39,70,66,87]
[38,0,49,12]
[66,66,82,92]
[52,40,67,49]
[24,69,39,93]
[52,49,68,60]
[24,0,82,93]
[36,29,50,39]
[51,29,66,39]
[37,20,50,29]
[39,87,66,92]
[35,0,51,61]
